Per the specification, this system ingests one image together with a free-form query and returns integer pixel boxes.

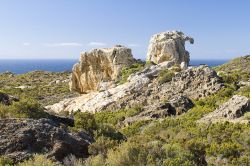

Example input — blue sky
[0,0,249,60]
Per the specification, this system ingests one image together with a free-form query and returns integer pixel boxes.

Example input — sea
[0,59,229,74]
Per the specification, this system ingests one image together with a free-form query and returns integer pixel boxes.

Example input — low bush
[17,154,58,166]
[243,112,250,120]
[88,136,119,156]
[119,62,144,84]
[0,98,48,119]
[94,107,142,126]
[0,156,14,166]
[157,69,175,85]
[121,120,151,137]
[74,112,97,135]
[237,85,250,98]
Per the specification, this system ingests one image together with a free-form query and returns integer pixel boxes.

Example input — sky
[0,0,249,60]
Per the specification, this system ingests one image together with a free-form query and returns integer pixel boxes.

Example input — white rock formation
[147,31,194,65]
[46,61,174,114]
[70,45,135,94]
[45,63,222,114]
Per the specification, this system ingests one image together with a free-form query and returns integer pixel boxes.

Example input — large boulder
[0,118,91,163]
[147,31,194,67]
[70,45,135,94]
[198,95,250,123]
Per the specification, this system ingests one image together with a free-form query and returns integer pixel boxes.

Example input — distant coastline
[0,59,229,74]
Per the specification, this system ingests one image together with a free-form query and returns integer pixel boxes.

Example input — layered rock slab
[198,95,250,124]
[70,45,135,94]
[0,118,90,163]
[46,65,223,116]
[147,31,194,66]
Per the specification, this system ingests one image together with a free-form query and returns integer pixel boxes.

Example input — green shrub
[94,124,124,141]
[243,112,250,120]
[0,156,14,166]
[17,154,58,166]
[74,112,97,135]
[171,64,182,72]
[0,104,11,118]
[88,136,119,156]
[105,142,148,166]
[94,107,142,126]
[0,98,48,119]
[237,85,250,98]
[158,69,175,85]
[162,143,195,166]
[85,154,106,166]
[119,62,144,84]
[63,154,84,166]
[122,120,151,137]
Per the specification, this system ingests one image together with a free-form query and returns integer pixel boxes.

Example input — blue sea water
[0,59,229,74]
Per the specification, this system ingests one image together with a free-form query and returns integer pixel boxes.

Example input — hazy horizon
[0,0,249,60]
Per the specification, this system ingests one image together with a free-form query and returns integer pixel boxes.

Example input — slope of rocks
[0,118,91,163]
[46,64,223,117]
[198,95,250,124]
[215,55,250,74]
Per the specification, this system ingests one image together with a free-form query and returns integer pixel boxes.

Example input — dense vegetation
[0,98,48,119]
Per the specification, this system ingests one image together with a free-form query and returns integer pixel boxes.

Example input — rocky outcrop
[70,45,135,94]
[147,31,194,67]
[198,95,250,124]
[46,65,222,117]
[46,61,173,114]
[0,118,91,163]
[123,95,194,125]
[0,92,19,105]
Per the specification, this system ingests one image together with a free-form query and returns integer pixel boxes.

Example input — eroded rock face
[198,95,250,124]
[123,95,194,125]
[46,65,222,117]
[0,118,91,163]
[70,45,135,94]
[147,31,194,66]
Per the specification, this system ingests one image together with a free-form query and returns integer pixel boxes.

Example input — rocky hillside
[214,55,250,82]
[215,55,250,74]
[1,31,250,166]
[0,71,77,106]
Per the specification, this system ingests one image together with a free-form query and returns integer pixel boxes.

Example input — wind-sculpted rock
[70,45,135,94]
[46,64,222,117]
[0,118,91,163]
[147,31,194,67]
[198,95,250,124]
